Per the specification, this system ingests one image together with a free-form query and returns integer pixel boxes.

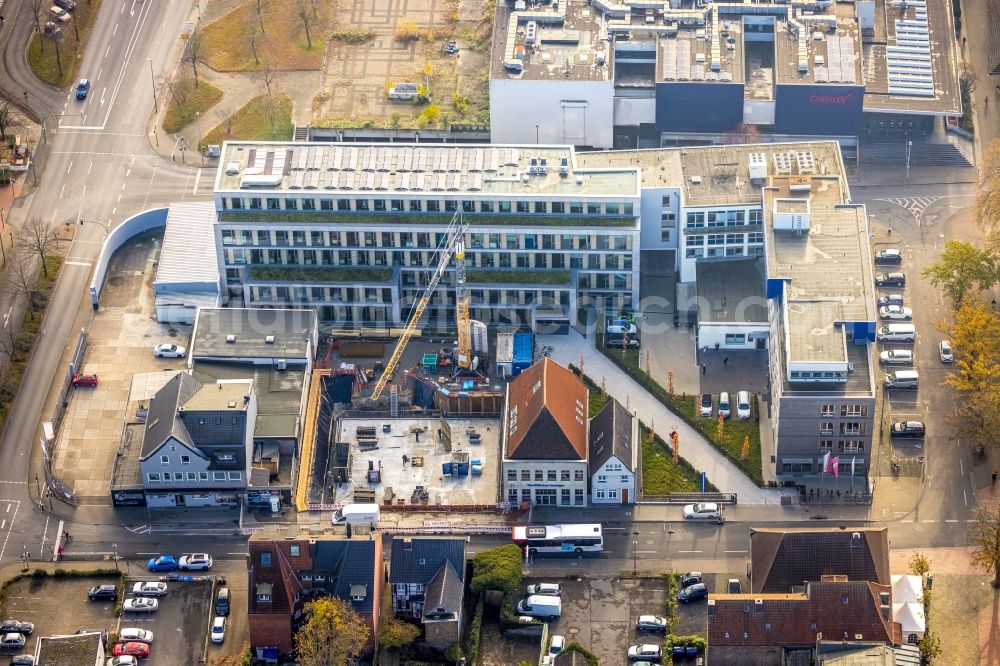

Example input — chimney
[851,532,862,547]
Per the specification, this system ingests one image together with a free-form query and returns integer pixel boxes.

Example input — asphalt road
[0,0,987,578]
[855,182,981,524]
[0,0,213,568]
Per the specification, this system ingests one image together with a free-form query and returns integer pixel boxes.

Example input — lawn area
[199,0,337,71]
[202,94,293,145]
[162,80,224,134]
[597,336,764,485]
[248,266,392,282]
[27,1,105,86]
[572,365,714,496]
[0,256,64,431]
[640,426,707,495]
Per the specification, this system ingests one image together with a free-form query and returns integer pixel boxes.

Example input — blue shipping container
[513,333,534,364]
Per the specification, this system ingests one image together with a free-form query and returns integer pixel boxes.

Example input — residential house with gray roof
[390,538,466,648]
[138,372,256,508]
[588,399,636,504]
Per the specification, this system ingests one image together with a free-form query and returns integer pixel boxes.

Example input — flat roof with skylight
[214,142,639,199]
[491,0,611,81]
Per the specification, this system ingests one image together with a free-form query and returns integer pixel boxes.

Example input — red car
[113,642,150,659]
[72,373,98,387]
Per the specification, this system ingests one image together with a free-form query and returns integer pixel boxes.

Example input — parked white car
[118,628,153,644]
[736,391,751,420]
[211,616,226,644]
[123,598,158,613]
[879,305,913,320]
[132,582,168,597]
[683,502,721,521]
[178,553,213,570]
[153,343,186,358]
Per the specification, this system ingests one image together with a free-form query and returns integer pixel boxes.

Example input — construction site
[295,213,535,512]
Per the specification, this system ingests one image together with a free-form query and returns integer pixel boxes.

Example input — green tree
[377,617,420,649]
[918,631,942,663]
[970,499,1000,588]
[922,241,999,305]
[907,551,931,577]
[444,643,464,663]
[294,597,369,666]
[470,544,523,593]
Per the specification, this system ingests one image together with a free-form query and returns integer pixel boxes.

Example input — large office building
[213,143,642,331]
[152,138,875,482]
[490,0,960,151]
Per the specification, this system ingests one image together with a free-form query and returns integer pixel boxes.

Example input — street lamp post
[147,59,158,114]
[41,113,82,144]
[905,139,912,183]
[632,528,639,576]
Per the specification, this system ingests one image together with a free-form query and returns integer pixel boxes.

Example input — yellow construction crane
[370,211,469,400]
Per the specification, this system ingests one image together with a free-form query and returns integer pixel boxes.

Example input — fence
[49,328,87,432]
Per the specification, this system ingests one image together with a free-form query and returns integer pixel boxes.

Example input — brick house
[707,578,902,665]
[248,533,382,664]
[707,526,899,665]
[749,527,890,593]
[389,538,466,648]
[501,358,589,508]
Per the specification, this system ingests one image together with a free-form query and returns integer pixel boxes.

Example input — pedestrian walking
[723,357,729,366]
[701,363,706,375]
[993,470,997,485]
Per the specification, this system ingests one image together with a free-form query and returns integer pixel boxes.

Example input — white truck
[516,595,562,620]
[332,503,380,527]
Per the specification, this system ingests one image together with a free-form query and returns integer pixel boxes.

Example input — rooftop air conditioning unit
[265,335,275,344]
[226,335,237,343]
[275,359,288,370]
[225,162,240,176]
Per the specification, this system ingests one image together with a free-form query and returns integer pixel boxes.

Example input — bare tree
[16,217,59,278]
[243,22,262,65]
[214,106,237,138]
[256,0,267,34]
[28,0,46,52]
[257,55,280,133]
[0,328,17,367]
[162,73,192,110]
[0,97,23,141]
[297,0,314,49]
[185,27,203,84]
[6,251,38,321]
[48,32,64,76]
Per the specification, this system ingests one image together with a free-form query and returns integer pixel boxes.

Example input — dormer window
[261,552,272,566]
[256,582,273,603]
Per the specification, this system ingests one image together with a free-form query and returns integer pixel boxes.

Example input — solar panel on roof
[306,171,320,189]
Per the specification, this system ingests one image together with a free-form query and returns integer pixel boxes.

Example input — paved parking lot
[0,574,121,655]
[121,575,214,666]
[527,576,669,664]
[51,233,193,502]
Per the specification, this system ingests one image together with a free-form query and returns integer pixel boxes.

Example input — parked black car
[677,582,709,603]
[875,272,906,287]
[891,421,925,439]
[87,584,117,601]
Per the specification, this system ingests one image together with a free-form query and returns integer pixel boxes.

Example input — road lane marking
[724,550,748,553]
[64,261,93,267]
[59,184,66,199]
[193,168,202,194]
[677,550,702,553]
[66,161,73,174]
[944,519,958,523]
[635,550,658,554]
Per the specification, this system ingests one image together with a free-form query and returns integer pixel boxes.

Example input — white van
[332,503,380,526]
[516,595,562,620]
[877,324,916,342]
[885,370,919,390]
[879,349,913,365]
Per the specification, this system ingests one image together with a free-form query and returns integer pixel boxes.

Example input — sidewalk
[539,331,781,504]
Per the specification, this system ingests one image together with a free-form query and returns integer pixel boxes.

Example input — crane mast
[370,212,468,401]
[454,241,472,370]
